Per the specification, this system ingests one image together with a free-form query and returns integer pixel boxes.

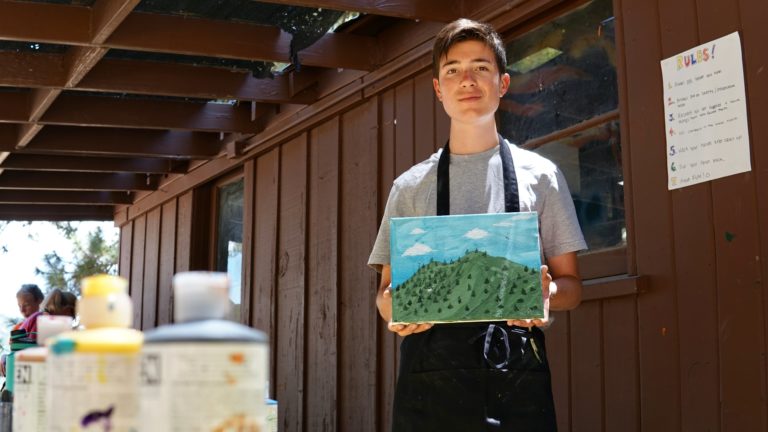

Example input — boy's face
[17,293,40,318]
[433,40,510,125]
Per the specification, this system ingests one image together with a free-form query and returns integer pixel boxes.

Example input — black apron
[392,137,557,432]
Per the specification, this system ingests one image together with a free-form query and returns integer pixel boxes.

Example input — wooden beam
[0,92,27,122]
[0,0,91,44]
[0,52,64,88]
[0,126,223,159]
[0,190,132,205]
[0,204,115,221]
[7,0,142,150]
[252,0,465,22]
[0,171,156,191]
[91,0,143,44]
[0,154,188,174]
[106,12,376,70]
[0,4,376,70]
[0,52,317,104]
[36,93,265,133]
[79,58,318,103]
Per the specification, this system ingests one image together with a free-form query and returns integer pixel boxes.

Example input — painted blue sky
[390,212,541,288]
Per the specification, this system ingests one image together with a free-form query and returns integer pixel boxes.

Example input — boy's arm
[376,265,433,337]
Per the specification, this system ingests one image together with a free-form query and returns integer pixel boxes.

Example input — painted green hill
[392,250,543,323]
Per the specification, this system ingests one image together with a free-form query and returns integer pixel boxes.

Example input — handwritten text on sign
[661,32,751,190]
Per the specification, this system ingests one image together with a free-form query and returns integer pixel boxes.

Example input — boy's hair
[42,288,77,317]
[432,18,507,79]
[17,283,44,302]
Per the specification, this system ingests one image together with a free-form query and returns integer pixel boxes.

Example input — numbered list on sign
[661,31,751,190]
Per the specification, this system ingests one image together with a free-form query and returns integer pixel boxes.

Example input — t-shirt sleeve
[540,167,588,259]
[368,182,407,272]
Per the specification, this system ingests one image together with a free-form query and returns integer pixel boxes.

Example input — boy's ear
[432,78,443,101]
[500,73,510,97]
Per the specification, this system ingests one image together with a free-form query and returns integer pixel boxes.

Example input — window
[499,0,626,277]
[214,177,244,321]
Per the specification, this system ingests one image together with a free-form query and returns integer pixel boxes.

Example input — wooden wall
[117,0,768,430]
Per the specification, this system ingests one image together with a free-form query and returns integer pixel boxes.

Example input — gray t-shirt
[368,140,587,271]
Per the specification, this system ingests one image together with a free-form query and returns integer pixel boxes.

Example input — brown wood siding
[621,0,682,430]
[157,200,177,326]
[275,134,307,432]
[114,0,768,429]
[306,118,340,432]
[339,99,379,431]
[251,148,280,398]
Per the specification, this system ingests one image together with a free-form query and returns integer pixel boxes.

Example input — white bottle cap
[37,315,74,345]
[77,274,132,329]
[173,271,231,323]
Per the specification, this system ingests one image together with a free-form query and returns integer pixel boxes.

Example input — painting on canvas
[390,212,543,324]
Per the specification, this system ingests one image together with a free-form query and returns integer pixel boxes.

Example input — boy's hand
[506,265,552,328]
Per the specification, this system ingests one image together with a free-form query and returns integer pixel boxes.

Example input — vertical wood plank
[253,148,280,398]
[603,296,639,432]
[414,71,436,161]
[340,99,379,431]
[306,118,340,432]
[119,222,133,281]
[142,206,161,330]
[175,191,193,274]
[621,0,682,429]
[241,160,255,326]
[377,89,398,432]
[697,1,766,429]
[130,215,146,330]
[395,79,415,176]
[157,199,177,325]
[656,0,722,428]
[570,301,603,432]
[276,134,307,432]
[738,1,768,428]
[546,310,571,432]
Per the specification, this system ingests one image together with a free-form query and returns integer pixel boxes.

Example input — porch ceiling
[0,0,477,221]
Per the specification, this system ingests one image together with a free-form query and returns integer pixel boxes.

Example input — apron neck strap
[436,134,519,216]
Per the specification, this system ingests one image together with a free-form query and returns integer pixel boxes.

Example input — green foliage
[392,250,542,323]
[35,225,117,295]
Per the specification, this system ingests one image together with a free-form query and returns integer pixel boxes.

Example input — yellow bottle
[47,275,143,432]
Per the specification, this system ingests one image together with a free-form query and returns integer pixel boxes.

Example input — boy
[368,19,586,431]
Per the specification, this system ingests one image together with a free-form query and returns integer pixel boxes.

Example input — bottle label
[140,343,268,431]
[47,353,140,432]
[12,360,46,432]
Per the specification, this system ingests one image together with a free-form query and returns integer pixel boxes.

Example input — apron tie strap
[482,324,511,370]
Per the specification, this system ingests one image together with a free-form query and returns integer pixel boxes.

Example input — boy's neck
[448,121,499,155]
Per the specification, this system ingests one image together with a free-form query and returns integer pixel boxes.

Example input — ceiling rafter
[10,0,142,150]
[0,2,378,71]
[0,52,317,104]
[0,171,157,191]
[0,154,187,175]
[0,92,269,133]
[253,0,466,22]
[0,190,133,205]
[0,125,223,159]
[0,204,115,221]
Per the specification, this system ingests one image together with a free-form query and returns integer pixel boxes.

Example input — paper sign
[661,32,751,190]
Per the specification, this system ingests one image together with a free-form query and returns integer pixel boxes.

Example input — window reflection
[215,179,244,322]
[500,0,625,253]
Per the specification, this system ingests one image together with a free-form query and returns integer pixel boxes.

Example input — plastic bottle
[46,275,143,432]
[140,271,269,431]
[12,315,73,432]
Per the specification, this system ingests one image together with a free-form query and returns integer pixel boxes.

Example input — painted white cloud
[492,220,515,227]
[410,228,426,235]
[403,243,433,256]
[464,228,489,240]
